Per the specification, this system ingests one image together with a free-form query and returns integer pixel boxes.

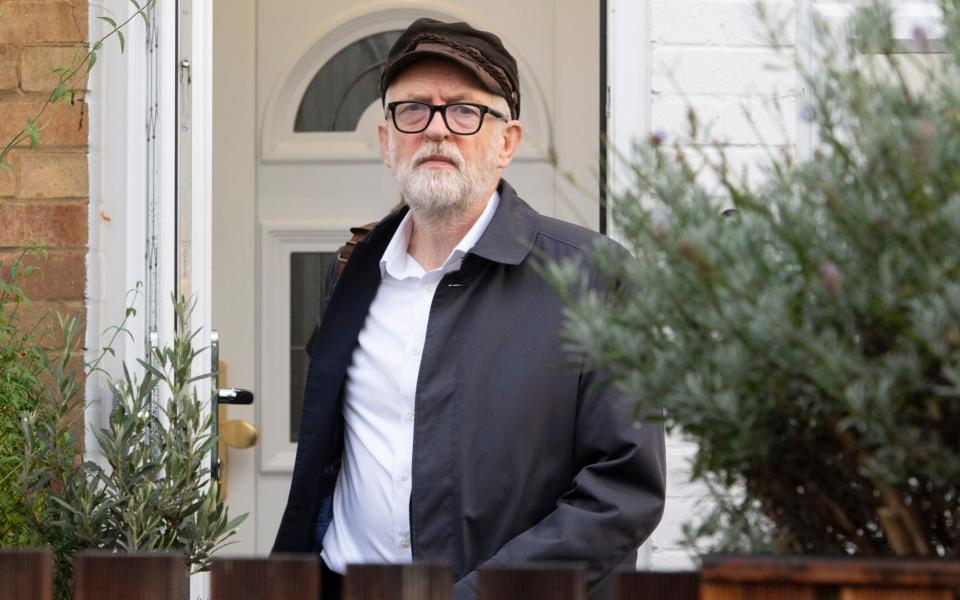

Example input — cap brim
[381,49,504,105]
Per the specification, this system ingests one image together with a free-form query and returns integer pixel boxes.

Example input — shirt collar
[380,189,501,279]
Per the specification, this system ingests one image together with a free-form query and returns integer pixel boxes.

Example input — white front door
[213,0,600,554]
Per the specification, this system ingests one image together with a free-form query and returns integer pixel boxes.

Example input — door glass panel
[294,30,403,132]
[290,251,337,441]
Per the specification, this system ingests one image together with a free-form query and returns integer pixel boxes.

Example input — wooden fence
[1,549,958,599]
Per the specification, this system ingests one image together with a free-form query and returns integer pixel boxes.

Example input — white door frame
[86,0,178,444]
[88,0,215,595]
[605,0,656,568]
[179,0,215,385]
[89,0,215,397]
[182,1,215,592]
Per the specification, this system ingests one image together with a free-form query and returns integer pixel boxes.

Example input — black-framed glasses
[386,101,507,135]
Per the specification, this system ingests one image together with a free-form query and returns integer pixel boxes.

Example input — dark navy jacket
[273,180,666,598]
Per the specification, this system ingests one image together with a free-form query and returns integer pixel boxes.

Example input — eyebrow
[399,93,487,104]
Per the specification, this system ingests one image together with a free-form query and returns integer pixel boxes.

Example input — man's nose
[423,108,450,140]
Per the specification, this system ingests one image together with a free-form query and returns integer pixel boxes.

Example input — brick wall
[645,0,800,569]
[0,0,89,346]
[0,0,89,455]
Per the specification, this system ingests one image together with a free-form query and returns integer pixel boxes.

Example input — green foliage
[549,0,960,558]
[0,248,47,548]
[20,295,244,599]
[2,2,242,591]
[0,0,155,170]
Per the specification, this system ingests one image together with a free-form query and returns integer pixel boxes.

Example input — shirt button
[400,474,409,482]
[400,539,410,549]
[422,284,434,294]
[410,345,421,355]
[406,412,415,422]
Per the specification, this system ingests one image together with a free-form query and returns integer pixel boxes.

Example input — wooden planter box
[5,548,958,599]
[700,555,960,600]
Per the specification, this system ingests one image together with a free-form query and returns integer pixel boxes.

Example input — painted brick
[19,152,87,198]
[640,434,707,567]
[651,95,797,146]
[643,0,807,569]
[652,48,797,96]
[652,1,796,46]
[651,494,702,548]
[21,45,85,92]
[650,548,697,570]
[678,145,788,196]
[1,250,85,300]
[666,448,709,499]
[667,465,710,500]
[0,1,87,44]
[0,201,88,247]
[0,45,18,90]
[0,100,88,147]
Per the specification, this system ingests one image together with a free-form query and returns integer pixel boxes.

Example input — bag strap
[304,220,381,356]
[335,221,379,281]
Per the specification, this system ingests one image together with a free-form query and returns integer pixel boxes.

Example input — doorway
[212,0,600,554]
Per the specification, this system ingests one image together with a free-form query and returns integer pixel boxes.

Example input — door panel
[214,0,599,554]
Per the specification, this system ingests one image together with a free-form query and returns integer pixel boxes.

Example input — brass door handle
[220,413,258,448]
[213,352,258,501]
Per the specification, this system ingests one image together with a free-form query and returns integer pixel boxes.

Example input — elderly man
[273,18,665,600]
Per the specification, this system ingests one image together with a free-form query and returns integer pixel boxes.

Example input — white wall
[610,0,942,570]
[651,0,800,569]
[609,0,802,570]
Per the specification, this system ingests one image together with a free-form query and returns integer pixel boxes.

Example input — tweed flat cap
[380,18,520,119]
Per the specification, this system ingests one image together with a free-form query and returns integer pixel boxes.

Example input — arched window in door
[294,30,403,132]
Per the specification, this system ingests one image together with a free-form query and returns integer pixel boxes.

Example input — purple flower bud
[912,25,930,52]
[800,105,815,122]
[650,129,668,146]
[818,260,842,294]
[650,210,671,235]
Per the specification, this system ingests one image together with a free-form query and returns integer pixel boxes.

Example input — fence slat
[478,564,587,600]
[611,571,699,600]
[211,556,320,600]
[701,581,817,600]
[73,552,186,600]
[0,549,52,600]
[345,563,452,600]
[840,587,954,600]
[700,555,960,600]
[700,555,960,587]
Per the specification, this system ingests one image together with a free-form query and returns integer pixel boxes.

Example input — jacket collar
[365,178,538,268]
[468,179,538,266]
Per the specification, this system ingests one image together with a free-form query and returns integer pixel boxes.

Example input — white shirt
[320,191,500,573]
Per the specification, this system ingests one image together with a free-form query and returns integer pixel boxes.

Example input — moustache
[412,143,465,170]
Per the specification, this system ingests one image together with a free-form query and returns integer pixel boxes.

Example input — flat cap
[380,18,520,119]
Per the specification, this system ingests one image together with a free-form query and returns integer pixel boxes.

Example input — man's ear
[378,122,392,168]
[497,120,523,169]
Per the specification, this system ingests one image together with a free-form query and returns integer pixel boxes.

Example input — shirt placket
[393,270,439,557]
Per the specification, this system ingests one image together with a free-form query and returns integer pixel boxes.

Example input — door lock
[210,331,258,500]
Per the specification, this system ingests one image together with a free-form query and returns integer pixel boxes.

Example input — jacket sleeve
[452,369,667,599]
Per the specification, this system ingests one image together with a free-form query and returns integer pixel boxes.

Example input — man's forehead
[386,58,493,101]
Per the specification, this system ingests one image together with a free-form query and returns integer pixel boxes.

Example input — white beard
[390,135,500,223]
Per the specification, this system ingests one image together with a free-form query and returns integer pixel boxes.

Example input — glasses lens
[445,104,482,134]
[394,102,430,132]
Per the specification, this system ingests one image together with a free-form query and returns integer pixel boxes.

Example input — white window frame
[258,4,554,164]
